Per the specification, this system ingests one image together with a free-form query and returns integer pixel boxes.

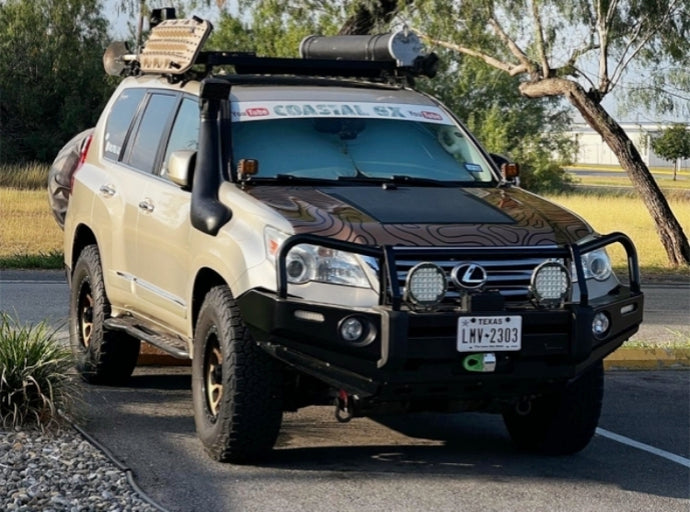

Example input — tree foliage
[405,0,690,266]
[651,124,690,181]
[0,0,115,163]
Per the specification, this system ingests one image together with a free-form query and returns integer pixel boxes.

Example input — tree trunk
[520,78,690,266]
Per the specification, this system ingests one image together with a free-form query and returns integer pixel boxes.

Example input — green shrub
[0,314,78,430]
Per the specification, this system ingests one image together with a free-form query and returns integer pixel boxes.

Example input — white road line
[596,427,690,468]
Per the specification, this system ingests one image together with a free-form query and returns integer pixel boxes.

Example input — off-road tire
[69,245,140,384]
[192,285,283,463]
[502,360,604,455]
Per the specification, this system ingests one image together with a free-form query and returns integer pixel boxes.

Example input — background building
[568,123,690,170]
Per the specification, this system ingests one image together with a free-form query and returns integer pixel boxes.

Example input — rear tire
[192,285,283,463]
[69,245,140,385]
[502,361,604,455]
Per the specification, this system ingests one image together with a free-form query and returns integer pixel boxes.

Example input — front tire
[69,245,140,384]
[502,361,604,455]
[192,285,283,463]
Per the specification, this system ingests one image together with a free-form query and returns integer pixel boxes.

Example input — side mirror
[167,150,196,190]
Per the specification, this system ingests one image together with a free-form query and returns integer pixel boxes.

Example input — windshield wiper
[249,174,338,185]
[338,175,456,187]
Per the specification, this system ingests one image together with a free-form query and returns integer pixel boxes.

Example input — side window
[103,88,146,161]
[126,93,178,174]
[161,97,199,177]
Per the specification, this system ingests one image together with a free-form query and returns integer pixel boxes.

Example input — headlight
[264,228,373,288]
[286,245,371,287]
[573,248,612,282]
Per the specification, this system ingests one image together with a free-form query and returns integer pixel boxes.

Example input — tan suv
[60,13,643,463]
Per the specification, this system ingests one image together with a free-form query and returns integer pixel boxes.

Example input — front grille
[394,255,549,303]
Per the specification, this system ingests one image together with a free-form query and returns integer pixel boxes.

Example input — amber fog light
[592,312,611,338]
[404,262,447,308]
[531,261,570,305]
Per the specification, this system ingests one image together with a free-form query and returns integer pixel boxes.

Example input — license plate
[457,315,522,352]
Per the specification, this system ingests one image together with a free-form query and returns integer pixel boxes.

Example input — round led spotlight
[404,262,447,309]
[592,312,611,338]
[530,261,570,305]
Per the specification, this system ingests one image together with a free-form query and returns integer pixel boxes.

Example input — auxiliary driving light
[530,261,570,305]
[404,262,447,308]
[592,312,611,338]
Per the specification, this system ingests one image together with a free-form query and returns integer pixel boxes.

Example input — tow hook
[334,389,354,423]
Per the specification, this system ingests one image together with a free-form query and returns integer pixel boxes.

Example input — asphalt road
[82,367,689,512]
[1,270,689,511]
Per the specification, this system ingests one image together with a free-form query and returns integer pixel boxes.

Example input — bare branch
[530,0,550,78]
[566,41,600,69]
[416,32,529,76]
[609,0,683,87]
[595,0,611,93]
[485,10,536,76]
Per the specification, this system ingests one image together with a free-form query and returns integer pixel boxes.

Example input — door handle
[138,199,155,213]
[99,184,116,197]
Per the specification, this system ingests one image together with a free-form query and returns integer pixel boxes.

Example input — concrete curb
[136,344,690,370]
[604,347,690,370]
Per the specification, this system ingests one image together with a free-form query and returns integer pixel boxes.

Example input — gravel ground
[0,427,162,512]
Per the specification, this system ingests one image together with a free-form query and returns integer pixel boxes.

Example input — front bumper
[238,231,643,407]
[237,285,643,403]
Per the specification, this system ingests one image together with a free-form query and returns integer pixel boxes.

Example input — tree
[651,124,690,181]
[0,0,114,163]
[406,0,690,266]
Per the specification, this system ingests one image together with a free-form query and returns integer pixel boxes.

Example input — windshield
[230,101,496,184]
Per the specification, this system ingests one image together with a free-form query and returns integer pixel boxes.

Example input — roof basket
[103,13,438,82]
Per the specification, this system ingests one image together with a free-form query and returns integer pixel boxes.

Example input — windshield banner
[231,101,452,124]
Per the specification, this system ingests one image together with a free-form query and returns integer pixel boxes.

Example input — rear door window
[125,93,178,174]
[103,88,146,161]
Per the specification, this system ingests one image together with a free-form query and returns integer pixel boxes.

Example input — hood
[247,185,592,247]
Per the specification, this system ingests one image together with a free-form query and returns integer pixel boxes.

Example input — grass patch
[0,188,63,268]
[0,313,78,430]
[0,162,50,190]
[544,192,690,281]
[0,251,64,269]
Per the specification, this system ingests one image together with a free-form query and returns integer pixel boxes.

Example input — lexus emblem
[451,263,488,290]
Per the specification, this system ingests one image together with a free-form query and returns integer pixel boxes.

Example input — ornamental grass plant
[0,313,78,430]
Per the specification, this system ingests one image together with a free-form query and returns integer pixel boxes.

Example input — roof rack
[103,12,438,84]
